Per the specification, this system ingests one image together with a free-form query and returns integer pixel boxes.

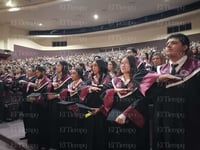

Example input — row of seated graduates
[1,33,200,149]
[0,53,155,150]
[0,67,27,122]
[22,59,108,150]
[0,62,90,123]
[19,55,157,150]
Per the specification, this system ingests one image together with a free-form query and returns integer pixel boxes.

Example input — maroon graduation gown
[152,57,200,150]
[101,71,158,150]
[27,76,51,148]
[78,74,112,150]
[48,74,72,149]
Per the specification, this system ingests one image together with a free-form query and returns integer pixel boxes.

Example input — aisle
[0,120,28,150]
[0,139,15,150]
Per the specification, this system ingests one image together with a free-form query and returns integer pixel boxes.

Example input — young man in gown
[148,33,200,150]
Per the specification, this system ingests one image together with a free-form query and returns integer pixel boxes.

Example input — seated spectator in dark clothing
[150,52,166,71]
[191,46,200,60]
[126,47,146,71]
[107,60,118,78]
[140,52,152,70]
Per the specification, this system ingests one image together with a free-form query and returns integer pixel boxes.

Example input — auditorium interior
[0,0,200,150]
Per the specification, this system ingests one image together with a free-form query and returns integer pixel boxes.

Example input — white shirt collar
[169,55,187,72]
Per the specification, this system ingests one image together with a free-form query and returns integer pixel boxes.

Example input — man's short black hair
[35,65,46,72]
[167,33,190,51]
[127,47,137,54]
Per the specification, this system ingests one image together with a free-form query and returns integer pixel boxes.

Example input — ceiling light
[6,0,13,7]
[30,35,62,38]
[38,23,43,26]
[63,0,71,2]
[8,7,20,12]
[93,14,99,20]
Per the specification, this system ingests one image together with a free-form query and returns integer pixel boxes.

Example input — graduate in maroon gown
[1,69,14,121]
[67,67,86,114]
[150,33,200,150]
[79,58,112,150]
[96,55,158,150]
[59,67,87,150]
[18,67,36,140]
[26,65,51,149]
[47,61,72,149]
[11,67,26,93]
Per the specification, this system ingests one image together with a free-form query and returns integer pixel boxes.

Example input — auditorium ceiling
[0,0,54,9]
[0,0,199,31]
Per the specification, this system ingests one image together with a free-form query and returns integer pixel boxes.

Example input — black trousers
[22,100,31,137]
[0,96,4,121]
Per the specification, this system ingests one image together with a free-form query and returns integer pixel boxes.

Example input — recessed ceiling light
[38,23,43,26]
[93,14,99,20]
[31,35,62,38]
[8,7,20,12]
[6,0,13,7]
[63,0,71,2]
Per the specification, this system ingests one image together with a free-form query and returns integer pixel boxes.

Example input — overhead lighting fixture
[93,14,99,20]
[38,23,43,26]
[8,7,20,12]
[61,0,72,2]
[30,35,62,38]
[6,0,13,7]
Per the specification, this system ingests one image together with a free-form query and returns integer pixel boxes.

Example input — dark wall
[124,39,165,51]
[39,48,100,57]
[12,46,102,59]
[11,33,200,59]
[12,45,40,59]
[187,33,200,41]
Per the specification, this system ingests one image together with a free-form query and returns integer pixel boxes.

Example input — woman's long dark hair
[58,61,70,78]
[92,58,108,84]
[73,67,84,80]
[108,60,118,74]
[118,55,138,82]
[79,63,86,71]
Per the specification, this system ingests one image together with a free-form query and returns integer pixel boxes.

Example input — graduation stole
[176,57,200,77]
[79,74,111,101]
[102,77,137,115]
[165,58,200,88]
[103,71,159,114]
[34,77,49,92]
[113,76,137,99]
[159,57,200,77]
[68,79,84,97]
[53,74,71,90]
[91,73,111,87]
[26,76,36,92]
